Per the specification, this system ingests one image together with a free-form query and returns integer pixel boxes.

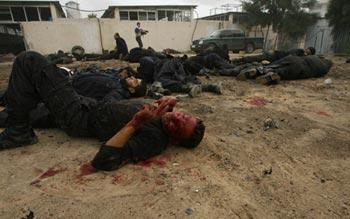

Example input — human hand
[129,104,167,129]
[155,96,177,114]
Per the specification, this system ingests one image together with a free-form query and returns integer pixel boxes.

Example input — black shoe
[202,83,222,95]
[189,85,202,98]
[237,68,257,80]
[0,126,38,150]
[212,83,223,95]
[256,72,281,85]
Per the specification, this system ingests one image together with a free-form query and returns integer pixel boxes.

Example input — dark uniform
[1,51,172,170]
[184,53,239,76]
[234,48,306,64]
[115,37,128,58]
[0,70,131,128]
[266,55,333,80]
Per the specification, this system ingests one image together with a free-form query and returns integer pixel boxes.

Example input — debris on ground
[263,167,273,176]
[323,78,333,87]
[185,208,194,215]
[263,118,279,131]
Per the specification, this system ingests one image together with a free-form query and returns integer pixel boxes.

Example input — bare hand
[155,96,177,114]
[129,104,164,129]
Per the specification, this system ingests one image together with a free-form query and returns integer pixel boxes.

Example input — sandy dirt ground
[0,55,349,219]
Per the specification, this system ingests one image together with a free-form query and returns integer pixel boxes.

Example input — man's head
[162,112,205,148]
[114,33,120,39]
[122,76,147,97]
[137,22,141,27]
[305,47,316,55]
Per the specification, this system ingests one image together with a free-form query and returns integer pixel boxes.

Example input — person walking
[135,22,148,48]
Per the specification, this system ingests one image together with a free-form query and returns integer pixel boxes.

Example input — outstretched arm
[103,96,177,148]
[91,98,177,171]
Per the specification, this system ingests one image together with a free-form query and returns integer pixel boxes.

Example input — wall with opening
[21,18,224,54]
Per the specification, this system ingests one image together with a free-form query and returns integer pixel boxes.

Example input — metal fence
[305,19,333,55]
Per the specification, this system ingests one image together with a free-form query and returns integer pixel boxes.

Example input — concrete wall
[22,19,102,54]
[21,18,224,54]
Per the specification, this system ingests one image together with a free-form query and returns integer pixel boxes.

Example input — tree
[88,13,97,18]
[241,0,318,50]
[326,0,350,53]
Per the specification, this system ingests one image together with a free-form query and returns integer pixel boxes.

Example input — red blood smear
[139,158,167,167]
[316,111,331,117]
[248,97,269,107]
[155,180,165,185]
[113,174,125,184]
[30,167,66,186]
[78,163,97,178]
[39,167,66,180]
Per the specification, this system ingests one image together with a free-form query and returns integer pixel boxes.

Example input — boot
[150,81,172,95]
[237,67,257,80]
[188,85,202,98]
[256,72,281,85]
[0,124,38,150]
[201,83,222,95]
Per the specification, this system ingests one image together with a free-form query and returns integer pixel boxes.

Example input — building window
[119,11,128,20]
[158,10,166,21]
[25,7,40,21]
[118,10,190,21]
[167,11,174,21]
[183,10,191,22]
[39,7,52,21]
[148,12,155,20]
[0,7,12,21]
[129,11,138,20]
[174,11,182,21]
[11,7,26,22]
[139,11,147,20]
[0,6,52,22]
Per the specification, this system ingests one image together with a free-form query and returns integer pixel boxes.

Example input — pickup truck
[0,24,25,55]
[191,29,264,53]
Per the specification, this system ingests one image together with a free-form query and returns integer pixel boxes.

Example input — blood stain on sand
[77,163,97,178]
[248,97,269,107]
[30,167,66,186]
[315,110,331,117]
[112,174,127,184]
[139,155,170,168]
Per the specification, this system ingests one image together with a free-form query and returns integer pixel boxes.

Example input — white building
[102,2,196,22]
[65,1,81,19]
[0,0,65,24]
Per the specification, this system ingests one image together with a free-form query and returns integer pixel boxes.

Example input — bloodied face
[162,112,198,141]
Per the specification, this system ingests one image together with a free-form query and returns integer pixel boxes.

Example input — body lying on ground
[0,51,205,171]
[232,47,316,64]
[138,55,223,97]
[236,55,333,85]
[128,47,173,63]
[184,53,239,77]
[0,69,147,128]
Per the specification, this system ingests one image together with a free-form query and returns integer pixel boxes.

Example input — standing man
[114,33,129,60]
[135,22,148,48]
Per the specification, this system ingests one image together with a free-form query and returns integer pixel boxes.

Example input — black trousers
[136,36,143,48]
[6,51,95,137]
